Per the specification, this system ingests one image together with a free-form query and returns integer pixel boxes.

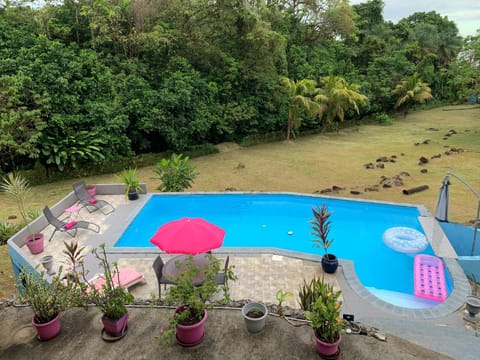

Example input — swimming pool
[115,193,452,307]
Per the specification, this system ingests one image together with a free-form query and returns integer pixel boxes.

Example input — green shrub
[153,153,199,192]
[184,143,219,158]
[375,113,393,125]
[303,277,343,343]
[0,220,20,245]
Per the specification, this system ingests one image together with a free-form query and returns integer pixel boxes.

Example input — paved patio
[28,194,339,309]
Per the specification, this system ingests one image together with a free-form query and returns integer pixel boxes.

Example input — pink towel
[89,198,97,204]
[64,221,77,229]
[91,268,143,291]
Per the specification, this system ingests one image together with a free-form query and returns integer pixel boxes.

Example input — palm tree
[280,77,319,140]
[394,72,433,116]
[314,76,367,125]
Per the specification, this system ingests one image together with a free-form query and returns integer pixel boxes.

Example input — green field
[1,105,479,298]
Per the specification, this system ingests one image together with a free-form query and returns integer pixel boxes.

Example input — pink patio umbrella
[150,217,226,255]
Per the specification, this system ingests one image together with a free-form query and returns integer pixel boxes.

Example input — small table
[64,205,82,220]
[162,254,215,285]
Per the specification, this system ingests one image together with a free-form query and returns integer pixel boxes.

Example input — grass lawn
[1,105,479,298]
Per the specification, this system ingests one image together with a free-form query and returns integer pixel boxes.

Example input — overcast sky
[350,0,479,37]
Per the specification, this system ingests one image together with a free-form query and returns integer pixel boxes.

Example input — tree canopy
[0,0,476,174]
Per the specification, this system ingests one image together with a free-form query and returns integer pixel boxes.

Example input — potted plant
[161,254,231,346]
[299,276,344,357]
[311,204,338,273]
[115,168,143,201]
[241,302,268,333]
[0,173,44,254]
[83,244,134,339]
[62,240,87,282]
[465,274,480,323]
[18,266,79,340]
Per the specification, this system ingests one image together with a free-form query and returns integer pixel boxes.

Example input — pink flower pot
[175,308,207,347]
[102,312,129,337]
[24,233,44,255]
[313,331,341,357]
[32,313,61,341]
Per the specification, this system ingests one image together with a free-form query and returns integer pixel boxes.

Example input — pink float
[414,254,447,302]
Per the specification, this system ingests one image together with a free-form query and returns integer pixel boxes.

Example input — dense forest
[0,0,479,176]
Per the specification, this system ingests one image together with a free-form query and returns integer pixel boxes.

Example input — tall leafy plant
[153,153,198,192]
[84,244,134,320]
[314,76,367,126]
[301,276,344,344]
[310,204,333,257]
[19,267,79,324]
[115,167,142,198]
[280,77,319,140]
[394,72,433,116]
[160,254,235,342]
[0,173,35,237]
[62,240,86,280]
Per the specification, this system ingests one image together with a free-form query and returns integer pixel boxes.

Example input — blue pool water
[115,193,452,304]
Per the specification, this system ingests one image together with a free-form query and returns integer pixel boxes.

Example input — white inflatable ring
[382,227,428,254]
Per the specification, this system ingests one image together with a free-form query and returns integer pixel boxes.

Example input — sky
[350,0,480,37]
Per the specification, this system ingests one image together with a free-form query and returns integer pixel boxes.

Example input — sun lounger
[73,180,115,215]
[43,206,100,242]
[89,268,145,292]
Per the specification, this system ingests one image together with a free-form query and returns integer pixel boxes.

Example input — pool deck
[12,193,480,359]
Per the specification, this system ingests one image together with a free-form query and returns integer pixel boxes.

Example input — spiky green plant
[115,167,143,199]
[0,173,34,236]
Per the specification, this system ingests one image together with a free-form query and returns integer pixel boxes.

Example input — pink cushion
[64,221,77,230]
[91,268,144,291]
[89,198,97,204]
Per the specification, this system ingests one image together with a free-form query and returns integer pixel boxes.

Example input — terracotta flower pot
[32,313,61,341]
[175,308,207,347]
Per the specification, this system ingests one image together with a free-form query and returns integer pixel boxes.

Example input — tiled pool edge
[341,258,470,319]
[108,243,471,320]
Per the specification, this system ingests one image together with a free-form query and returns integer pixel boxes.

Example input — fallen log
[402,185,429,195]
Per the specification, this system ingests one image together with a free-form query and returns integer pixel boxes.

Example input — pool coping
[105,191,470,319]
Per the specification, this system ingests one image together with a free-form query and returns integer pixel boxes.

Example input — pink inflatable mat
[414,254,447,302]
